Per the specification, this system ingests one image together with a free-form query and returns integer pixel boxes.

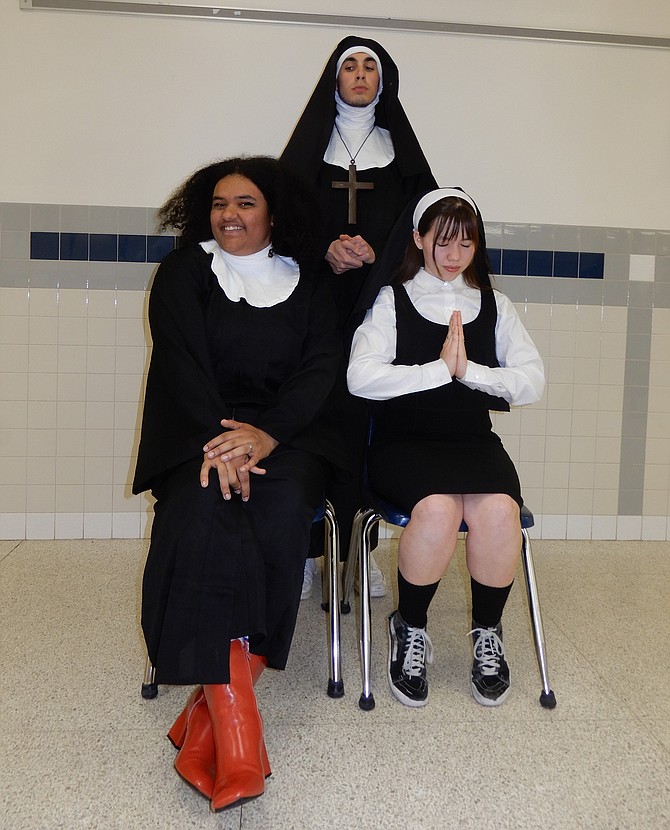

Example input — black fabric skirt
[141,445,327,685]
[367,410,522,515]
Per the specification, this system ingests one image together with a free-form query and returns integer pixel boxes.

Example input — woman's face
[210,174,272,256]
[414,222,476,282]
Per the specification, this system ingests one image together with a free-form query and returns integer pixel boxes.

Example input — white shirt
[200,240,299,308]
[347,268,545,405]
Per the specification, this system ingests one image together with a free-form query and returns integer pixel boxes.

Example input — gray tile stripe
[618,307,652,516]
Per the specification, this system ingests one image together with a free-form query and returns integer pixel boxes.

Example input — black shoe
[469,622,511,707]
[387,610,433,707]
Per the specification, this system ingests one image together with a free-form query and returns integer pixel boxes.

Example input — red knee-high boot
[167,686,204,749]
[248,653,271,778]
[204,640,266,812]
[168,652,271,800]
[170,687,216,797]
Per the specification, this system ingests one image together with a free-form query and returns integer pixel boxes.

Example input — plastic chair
[141,499,343,700]
[342,492,556,712]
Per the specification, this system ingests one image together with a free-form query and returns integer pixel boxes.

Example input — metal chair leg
[358,511,381,711]
[520,528,557,709]
[323,500,344,698]
[141,654,158,699]
[341,508,370,613]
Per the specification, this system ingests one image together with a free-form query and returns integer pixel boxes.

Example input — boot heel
[167,685,204,749]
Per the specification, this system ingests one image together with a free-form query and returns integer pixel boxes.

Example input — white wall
[2,2,669,227]
[2,1,670,541]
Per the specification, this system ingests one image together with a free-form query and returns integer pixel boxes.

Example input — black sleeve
[132,249,231,494]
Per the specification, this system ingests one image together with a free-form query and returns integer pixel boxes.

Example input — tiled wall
[1,202,669,540]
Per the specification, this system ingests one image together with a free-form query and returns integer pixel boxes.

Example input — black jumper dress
[367,283,523,514]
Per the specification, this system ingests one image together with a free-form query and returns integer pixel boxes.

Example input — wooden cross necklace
[331,125,375,224]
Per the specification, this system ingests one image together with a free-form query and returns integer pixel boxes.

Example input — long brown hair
[393,197,486,289]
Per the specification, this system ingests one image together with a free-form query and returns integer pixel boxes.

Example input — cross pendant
[331,164,374,224]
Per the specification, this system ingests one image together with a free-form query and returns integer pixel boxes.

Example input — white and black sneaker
[469,622,511,707]
[387,610,433,707]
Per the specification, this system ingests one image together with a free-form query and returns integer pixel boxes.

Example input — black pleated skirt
[368,409,522,515]
[141,446,327,685]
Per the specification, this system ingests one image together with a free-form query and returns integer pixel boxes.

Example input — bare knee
[463,494,520,536]
[410,494,462,533]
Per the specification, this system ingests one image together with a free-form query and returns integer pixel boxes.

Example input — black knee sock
[470,577,513,628]
[397,569,440,629]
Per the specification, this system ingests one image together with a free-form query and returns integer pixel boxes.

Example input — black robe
[280,35,438,329]
[280,37,437,549]
[133,245,344,684]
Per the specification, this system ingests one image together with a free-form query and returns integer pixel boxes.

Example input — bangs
[430,201,479,247]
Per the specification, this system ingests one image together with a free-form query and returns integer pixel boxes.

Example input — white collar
[200,240,299,308]
[323,89,394,171]
[413,267,466,292]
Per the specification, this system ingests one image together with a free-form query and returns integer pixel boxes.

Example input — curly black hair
[158,156,321,268]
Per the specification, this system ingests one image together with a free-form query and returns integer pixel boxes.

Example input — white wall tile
[0,344,29,373]
[0,373,29,401]
[0,512,26,539]
[55,484,84,512]
[113,511,141,538]
[0,484,26,512]
[28,289,58,317]
[58,373,87,401]
[55,512,84,539]
[541,514,567,539]
[87,318,117,346]
[641,516,667,541]
[566,515,592,539]
[57,401,86,430]
[591,516,617,540]
[616,515,642,540]
[0,288,29,316]
[58,344,87,373]
[0,428,28,457]
[0,457,26,485]
[629,254,655,282]
[86,401,115,430]
[86,290,117,318]
[83,512,113,538]
[0,400,28,428]
[25,512,55,539]
[57,289,88,317]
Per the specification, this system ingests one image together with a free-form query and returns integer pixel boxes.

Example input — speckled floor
[1,536,669,830]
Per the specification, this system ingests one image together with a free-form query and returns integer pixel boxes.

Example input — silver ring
[248,444,253,453]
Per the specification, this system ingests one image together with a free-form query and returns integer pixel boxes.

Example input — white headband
[336,46,383,94]
[412,188,478,231]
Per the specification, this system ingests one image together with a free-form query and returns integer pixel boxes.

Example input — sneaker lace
[469,627,504,676]
[402,626,434,677]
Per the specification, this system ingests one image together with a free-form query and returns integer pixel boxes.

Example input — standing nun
[281,36,437,597]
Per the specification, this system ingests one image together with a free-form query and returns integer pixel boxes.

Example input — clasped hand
[200,418,278,502]
[325,234,376,274]
[441,310,468,379]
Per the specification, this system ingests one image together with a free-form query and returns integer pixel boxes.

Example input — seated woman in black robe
[348,189,545,710]
[133,157,345,812]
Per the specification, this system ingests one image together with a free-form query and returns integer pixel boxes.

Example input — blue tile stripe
[29,232,175,263]
[29,233,604,278]
[488,248,604,279]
